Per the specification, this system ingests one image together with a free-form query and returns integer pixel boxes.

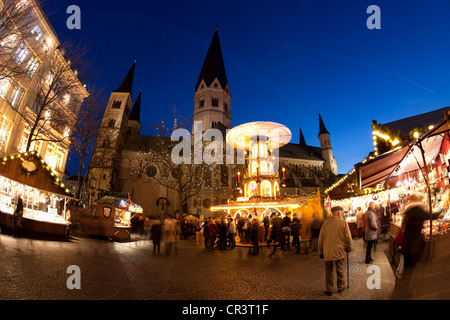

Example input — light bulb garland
[0,150,72,197]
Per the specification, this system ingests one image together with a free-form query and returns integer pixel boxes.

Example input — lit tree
[129,111,231,218]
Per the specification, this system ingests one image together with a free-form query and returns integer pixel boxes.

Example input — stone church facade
[90,30,338,218]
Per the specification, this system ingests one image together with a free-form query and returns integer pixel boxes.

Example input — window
[220,165,228,187]
[145,165,157,178]
[211,98,219,107]
[12,43,30,66]
[62,93,70,105]
[112,100,121,109]
[24,56,40,78]
[0,115,12,150]
[18,129,29,153]
[32,140,41,154]
[108,119,115,128]
[224,102,228,112]
[26,12,36,28]
[45,144,54,164]
[199,99,204,108]
[55,150,64,171]
[0,78,10,99]
[0,34,19,52]
[9,84,25,109]
[31,24,43,41]
[45,72,54,86]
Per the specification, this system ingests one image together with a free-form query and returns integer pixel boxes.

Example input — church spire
[195,29,228,91]
[129,90,141,122]
[113,61,136,94]
[299,125,307,146]
[318,112,330,136]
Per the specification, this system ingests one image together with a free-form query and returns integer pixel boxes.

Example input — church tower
[127,90,142,137]
[318,113,338,176]
[193,29,231,131]
[90,62,136,197]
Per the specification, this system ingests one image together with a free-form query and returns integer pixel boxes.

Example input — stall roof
[357,121,447,189]
[0,152,73,198]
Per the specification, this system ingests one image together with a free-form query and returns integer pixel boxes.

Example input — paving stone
[0,233,395,300]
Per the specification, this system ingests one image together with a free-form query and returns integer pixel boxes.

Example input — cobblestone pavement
[0,232,395,300]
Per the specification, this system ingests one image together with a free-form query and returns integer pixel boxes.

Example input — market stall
[81,195,143,241]
[356,114,450,267]
[0,151,73,237]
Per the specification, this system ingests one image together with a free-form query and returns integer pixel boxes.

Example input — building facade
[0,0,88,178]
[91,29,338,218]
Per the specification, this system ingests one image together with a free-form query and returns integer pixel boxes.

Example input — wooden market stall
[0,151,73,237]
[81,195,143,241]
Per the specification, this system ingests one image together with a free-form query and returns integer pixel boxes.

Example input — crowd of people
[139,211,327,257]
[142,218,182,255]
[196,211,324,256]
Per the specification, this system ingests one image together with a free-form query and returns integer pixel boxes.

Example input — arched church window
[145,165,157,178]
[203,199,211,209]
[211,98,219,107]
[112,100,121,109]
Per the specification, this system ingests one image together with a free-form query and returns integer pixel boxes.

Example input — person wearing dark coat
[268,213,282,255]
[13,196,24,237]
[280,212,292,250]
[150,220,162,255]
[218,219,228,250]
[250,218,260,255]
[263,214,270,242]
[201,219,209,249]
[291,214,302,253]
[365,202,378,264]
[391,192,442,300]
[310,213,322,251]
[402,193,441,268]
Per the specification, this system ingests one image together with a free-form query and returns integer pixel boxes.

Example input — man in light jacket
[319,206,353,296]
[365,202,378,264]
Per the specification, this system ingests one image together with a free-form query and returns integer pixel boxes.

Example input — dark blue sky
[45,0,450,176]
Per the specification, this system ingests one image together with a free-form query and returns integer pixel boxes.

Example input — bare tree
[0,0,46,82]
[70,86,107,199]
[19,39,92,152]
[130,110,223,217]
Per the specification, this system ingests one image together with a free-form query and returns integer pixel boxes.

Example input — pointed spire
[318,112,330,136]
[129,90,141,122]
[299,125,307,146]
[195,29,228,91]
[113,61,136,94]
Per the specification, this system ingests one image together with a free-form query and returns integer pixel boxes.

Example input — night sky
[43,0,450,177]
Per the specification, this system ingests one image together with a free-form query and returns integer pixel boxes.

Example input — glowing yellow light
[392,139,400,146]
[413,131,419,139]
[373,131,390,140]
